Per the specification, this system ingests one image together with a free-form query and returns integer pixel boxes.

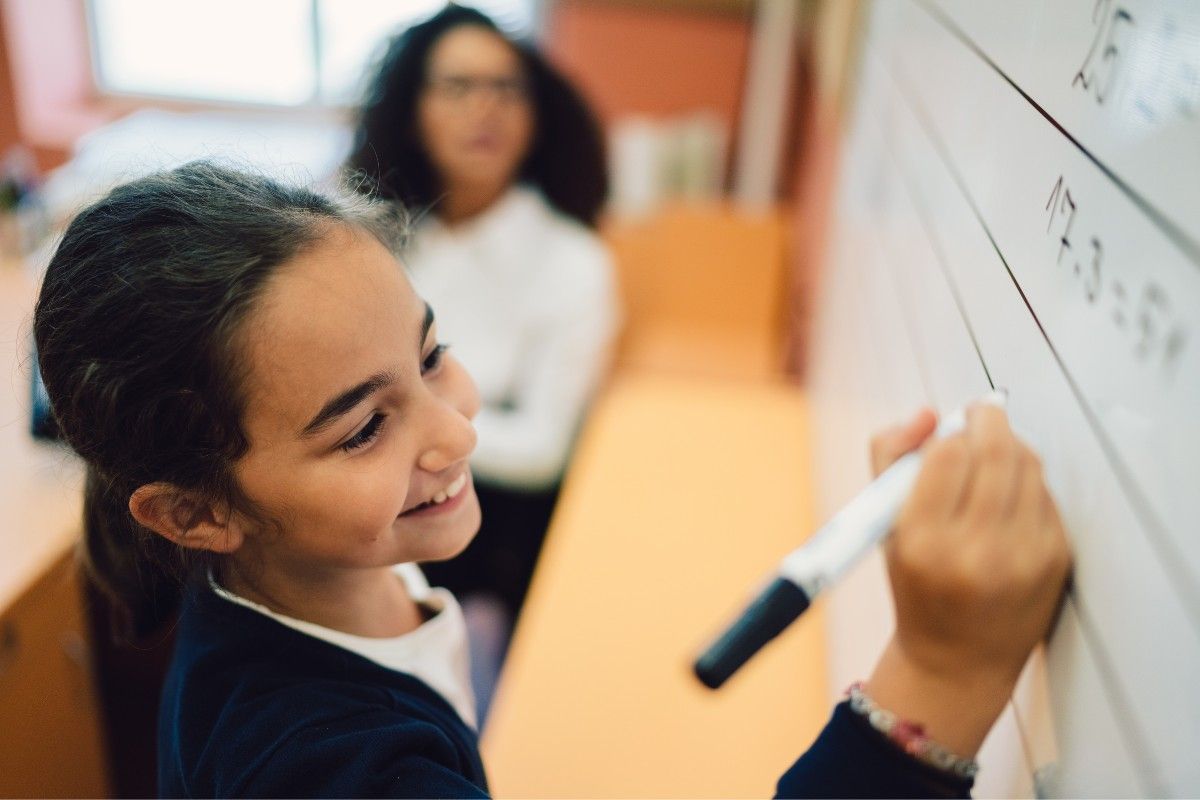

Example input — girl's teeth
[410,474,466,511]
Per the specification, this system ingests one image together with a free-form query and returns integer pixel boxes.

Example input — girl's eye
[422,343,449,375]
[341,413,386,452]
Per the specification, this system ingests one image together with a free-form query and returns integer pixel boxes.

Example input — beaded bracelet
[846,682,980,780]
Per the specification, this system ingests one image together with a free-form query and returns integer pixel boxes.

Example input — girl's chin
[441,503,482,558]
[401,500,482,564]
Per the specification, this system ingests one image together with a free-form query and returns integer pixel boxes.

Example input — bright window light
[89,1,538,107]
[91,0,316,105]
[317,0,446,105]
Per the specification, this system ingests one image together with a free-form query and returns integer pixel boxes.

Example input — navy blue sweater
[159,588,972,798]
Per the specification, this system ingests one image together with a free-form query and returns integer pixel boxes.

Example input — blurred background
[0,1,862,797]
[0,0,850,362]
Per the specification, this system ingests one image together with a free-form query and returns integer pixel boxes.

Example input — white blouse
[404,186,619,490]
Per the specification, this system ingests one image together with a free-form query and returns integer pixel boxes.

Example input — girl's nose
[416,384,479,474]
[417,418,476,474]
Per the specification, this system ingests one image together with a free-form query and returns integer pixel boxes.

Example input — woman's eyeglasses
[425,74,531,105]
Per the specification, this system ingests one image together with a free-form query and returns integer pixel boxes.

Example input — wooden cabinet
[0,552,109,797]
[0,268,109,797]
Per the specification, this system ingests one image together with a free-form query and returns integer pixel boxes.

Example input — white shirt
[209,563,478,730]
[405,186,619,489]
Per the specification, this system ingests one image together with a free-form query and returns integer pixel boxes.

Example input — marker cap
[694,577,811,689]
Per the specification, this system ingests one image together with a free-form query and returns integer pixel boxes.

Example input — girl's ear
[128,483,246,554]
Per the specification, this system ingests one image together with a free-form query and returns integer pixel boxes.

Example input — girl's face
[417,25,535,196]
[229,225,481,575]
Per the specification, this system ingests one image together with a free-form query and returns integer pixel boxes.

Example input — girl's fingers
[1037,484,1072,572]
[961,404,1021,530]
[1008,450,1046,563]
[1009,447,1046,540]
[901,432,972,528]
[870,407,938,476]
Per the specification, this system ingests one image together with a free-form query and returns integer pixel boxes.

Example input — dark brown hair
[34,161,405,639]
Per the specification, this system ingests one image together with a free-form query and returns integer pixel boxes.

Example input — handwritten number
[1073,0,1135,104]
[1045,175,1075,263]
[1134,284,1168,358]
[1059,190,1077,264]
[1163,327,1188,378]
[1073,0,1110,92]
[1043,175,1186,377]
[1084,238,1102,302]
[1046,175,1063,231]
[1097,9,1134,103]
[1111,280,1127,328]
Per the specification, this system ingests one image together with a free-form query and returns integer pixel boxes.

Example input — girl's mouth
[400,472,471,518]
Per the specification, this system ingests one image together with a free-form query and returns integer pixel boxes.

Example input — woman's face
[229,224,482,576]
[417,25,535,196]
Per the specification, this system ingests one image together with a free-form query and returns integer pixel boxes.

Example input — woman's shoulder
[520,187,606,251]
[515,187,613,286]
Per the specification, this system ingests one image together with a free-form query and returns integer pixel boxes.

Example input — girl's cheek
[377,441,419,515]
[446,357,481,421]
[329,446,408,516]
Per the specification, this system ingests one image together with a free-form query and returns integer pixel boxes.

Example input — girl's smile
[398,469,474,517]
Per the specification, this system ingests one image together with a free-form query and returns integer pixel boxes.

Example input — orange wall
[0,0,111,170]
[0,7,21,155]
[545,1,752,135]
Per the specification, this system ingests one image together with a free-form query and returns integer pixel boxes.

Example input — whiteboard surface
[811,1,1200,796]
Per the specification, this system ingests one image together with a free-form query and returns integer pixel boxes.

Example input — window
[88,0,539,107]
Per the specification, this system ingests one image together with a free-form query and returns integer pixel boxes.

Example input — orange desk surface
[482,373,829,798]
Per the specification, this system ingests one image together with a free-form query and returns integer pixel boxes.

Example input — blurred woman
[347,4,618,717]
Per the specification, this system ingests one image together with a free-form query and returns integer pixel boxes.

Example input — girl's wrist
[846,681,979,780]
[865,638,1018,758]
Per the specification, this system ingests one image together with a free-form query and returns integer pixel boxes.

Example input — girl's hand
[869,407,938,477]
[863,404,1072,757]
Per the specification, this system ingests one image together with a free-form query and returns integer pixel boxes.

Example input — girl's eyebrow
[298,303,434,440]
[300,371,396,439]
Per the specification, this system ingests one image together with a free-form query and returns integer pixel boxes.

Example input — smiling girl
[35,162,1070,798]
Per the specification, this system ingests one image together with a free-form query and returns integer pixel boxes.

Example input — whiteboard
[809,1,1200,796]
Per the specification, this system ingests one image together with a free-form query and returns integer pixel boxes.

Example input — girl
[35,162,1070,798]
[347,6,617,681]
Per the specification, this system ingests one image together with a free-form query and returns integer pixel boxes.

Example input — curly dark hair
[346,4,608,228]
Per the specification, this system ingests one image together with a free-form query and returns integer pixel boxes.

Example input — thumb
[870,408,938,477]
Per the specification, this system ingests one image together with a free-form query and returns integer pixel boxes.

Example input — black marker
[694,394,1006,689]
